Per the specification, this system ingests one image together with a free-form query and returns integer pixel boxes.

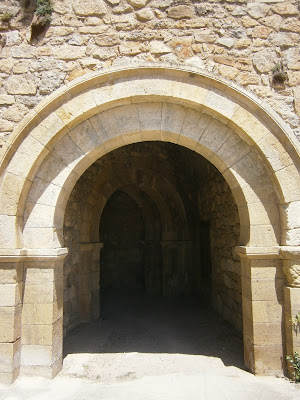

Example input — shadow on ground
[63,292,245,371]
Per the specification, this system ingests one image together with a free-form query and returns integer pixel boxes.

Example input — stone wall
[0,0,299,148]
[197,161,242,332]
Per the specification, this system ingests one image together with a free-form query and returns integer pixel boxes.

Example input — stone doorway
[63,142,242,359]
[1,67,298,383]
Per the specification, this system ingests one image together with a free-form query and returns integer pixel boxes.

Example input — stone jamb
[280,246,300,377]
[235,246,285,375]
[79,242,103,322]
[0,248,67,383]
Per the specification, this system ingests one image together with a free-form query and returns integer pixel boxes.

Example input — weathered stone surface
[119,42,144,55]
[2,103,29,123]
[0,59,13,73]
[136,8,154,21]
[294,87,300,116]
[252,26,272,39]
[259,15,282,31]
[194,29,217,43]
[127,0,150,8]
[95,33,119,46]
[238,72,260,86]
[272,2,298,16]
[5,75,37,95]
[169,36,193,59]
[247,3,270,19]
[5,31,21,46]
[217,65,239,80]
[281,18,300,34]
[39,71,65,95]
[0,119,14,132]
[217,37,235,48]
[54,46,86,60]
[269,32,299,47]
[252,48,278,73]
[0,95,14,105]
[149,40,171,54]
[93,48,116,60]
[73,0,107,16]
[167,5,194,20]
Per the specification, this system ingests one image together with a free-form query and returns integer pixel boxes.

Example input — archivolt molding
[0,66,299,250]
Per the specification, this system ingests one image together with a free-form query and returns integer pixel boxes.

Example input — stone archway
[0,66,299,383]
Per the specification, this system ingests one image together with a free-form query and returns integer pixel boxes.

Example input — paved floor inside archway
[1,294,299,400]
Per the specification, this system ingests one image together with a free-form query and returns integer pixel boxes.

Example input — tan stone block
[23,279,63,304]
[22,317,63,346]
[24,263,63,283]
[140,130,162,142]
[251,279,284,302]
[0,367,20,384]
[24,202,56,229]
[198,119,231,154]
[21,356,62,379]
[284,287,300,318]
[6,134,48,180]
[21,336,62,367]
[252,26,272,39]
[216,65,239,81]
[0,283,22,307]
[0,339,21,373]
[23,226,61,249]
[119,43,144,56]
[0,264,23,284]
[73,0,106,16]
[248,224,280,247]
[114,104,140,135]
[22,300,63,325]
[254,344,283,375]
[161,130,179,145]
[242,295,253,321]
[275,165,300,203]
[5,75,37,95]
[203,90,239,120]
[137,102,162,132]
[0,215,23,249]
[55,91,98,130]
[52,134,85,172]
[212,133,250,173]
[229,107,270,143]
[68,119,102,155]
[253,323,283,346]
[243,315,254,343]
[0,173,32,216]
[31,111,69,149]
[0,305,21,342]
[161,103,187,135]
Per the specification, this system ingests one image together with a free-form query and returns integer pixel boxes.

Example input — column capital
[280,247,300,288]
[0,248,68,263]
[235,246,280,259]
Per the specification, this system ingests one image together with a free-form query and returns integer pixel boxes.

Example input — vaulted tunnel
[63,142,242,344]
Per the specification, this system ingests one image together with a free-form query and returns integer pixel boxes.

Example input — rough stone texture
[0,0,298,149]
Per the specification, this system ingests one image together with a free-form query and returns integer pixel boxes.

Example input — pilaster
[281,247,300,378]
[236,246,284,375]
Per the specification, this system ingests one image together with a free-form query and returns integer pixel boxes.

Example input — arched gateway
[0,66,299,383]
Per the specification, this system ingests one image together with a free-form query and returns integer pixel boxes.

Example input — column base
[0,368,20,384]
[20,356,62,379]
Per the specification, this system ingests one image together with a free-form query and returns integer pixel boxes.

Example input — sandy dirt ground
[1,293,299,400]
